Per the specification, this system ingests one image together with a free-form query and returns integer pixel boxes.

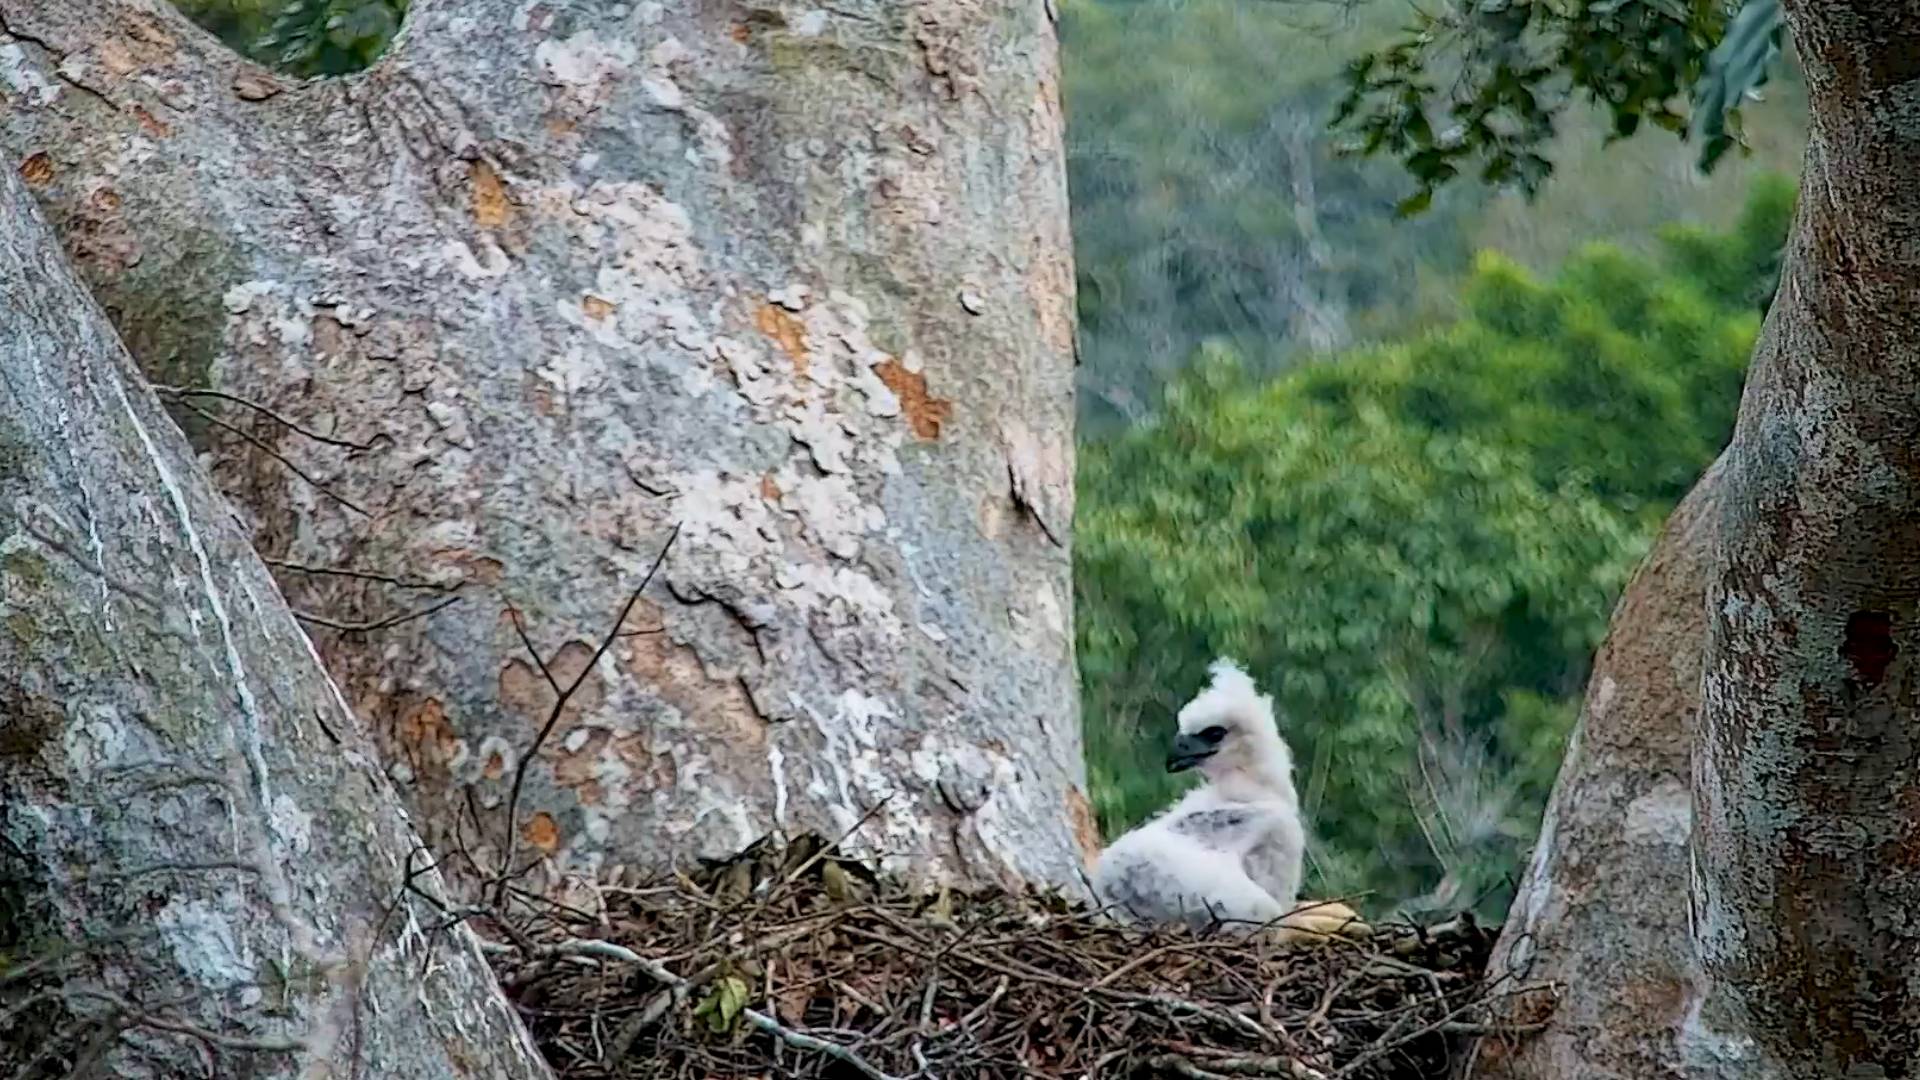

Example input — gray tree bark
[1466,457,1757,1078]
[1474,4,1920,1076]
[1691,2,1920,1072]
[0,0,1091,898]
[0,166,547,1078]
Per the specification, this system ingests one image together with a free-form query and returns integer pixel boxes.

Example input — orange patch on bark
[755,303,810,376]
[1066,786,1103,869]
[730,22,752,42]
[499,639,605,727]
[231,69,284,101]
[134,106,171,138]
[396,697,460,777]
[462,556,506,586]
[625,633,767,749]
[97,41,139,76]
[553,729,609,805]
[398,698,454,752]
[872,359,951,439]
[471,160,511,228]
[522,812,561,853]
[760,473,782,501]
[582,295,616,320]
[18,154,52,188]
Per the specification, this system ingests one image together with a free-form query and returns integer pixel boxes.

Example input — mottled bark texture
[1469,457,1747,1079]
[0,0,1090,898]
[1689,3,1920,1073]
[0,167,547,1077]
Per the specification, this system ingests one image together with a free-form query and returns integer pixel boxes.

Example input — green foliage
[1691,0,1785,172]
[171,0,406,76]
[1061,0,1802,435]
[1655,169,1794,314]
[694,976,751,1035]
[1330,0,1791,209]
[1077,180,1793,918]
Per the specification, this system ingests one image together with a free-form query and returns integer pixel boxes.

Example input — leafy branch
[1328,0,1787,214]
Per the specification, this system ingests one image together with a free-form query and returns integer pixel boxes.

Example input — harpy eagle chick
[1091,659,1363,942]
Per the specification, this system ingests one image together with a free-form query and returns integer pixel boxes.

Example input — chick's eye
[1198,725,1228,744]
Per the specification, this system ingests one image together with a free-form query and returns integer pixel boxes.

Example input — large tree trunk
[1468,457,1751,1078]
[1475,4,1920,1075]
[0,165,546,1078]
[0,0,1091,896]
[1690,2,1920,1072]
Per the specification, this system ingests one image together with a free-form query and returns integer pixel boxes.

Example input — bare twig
[155,385,383,452]
[493,524,680,909]
[292,594,460,634]
[262,556,451,592]
[742,1007,904,1080]
[65,988,306,1055]
[177,401,368,516]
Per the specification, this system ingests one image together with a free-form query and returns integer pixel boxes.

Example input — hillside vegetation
[1062,0,1806,431]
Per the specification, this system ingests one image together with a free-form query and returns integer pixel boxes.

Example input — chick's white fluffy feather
[1091,659,1306,930]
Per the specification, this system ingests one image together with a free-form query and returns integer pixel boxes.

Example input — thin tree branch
[176,401,369,517]
[741,1007,902,1080]
[155,384,384,452]
[292,594,460,634]
[494,523,680,909]
[262,556,451,592]
[64,988,307,1055]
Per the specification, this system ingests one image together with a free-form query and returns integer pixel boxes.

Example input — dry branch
[494,524,680,909]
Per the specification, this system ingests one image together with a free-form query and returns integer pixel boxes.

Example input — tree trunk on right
[1691,3,1920,1072]
[1475,3,1920,1075]
[1468,457,1733,1079]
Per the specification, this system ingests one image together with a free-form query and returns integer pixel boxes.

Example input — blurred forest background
[173,0,1808,920]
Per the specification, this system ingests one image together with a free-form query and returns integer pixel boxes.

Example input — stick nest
[490,833,1528,1080]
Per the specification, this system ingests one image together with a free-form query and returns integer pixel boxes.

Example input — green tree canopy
[1077,175,1794,917]
[1332,0,1790,211]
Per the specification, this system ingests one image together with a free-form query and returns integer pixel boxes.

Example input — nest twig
[487,833,1547,1079]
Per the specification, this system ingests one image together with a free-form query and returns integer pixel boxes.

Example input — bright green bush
[1077,178,1794,918]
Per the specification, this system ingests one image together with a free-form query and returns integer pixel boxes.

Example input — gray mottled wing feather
[1165,805,1286,854]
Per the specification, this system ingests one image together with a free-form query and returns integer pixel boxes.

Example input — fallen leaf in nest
[1272,899,1373,945]
[822,860,851,902]
[693,975,751,1035]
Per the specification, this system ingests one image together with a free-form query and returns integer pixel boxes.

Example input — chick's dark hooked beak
[1166,731,1219,773]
